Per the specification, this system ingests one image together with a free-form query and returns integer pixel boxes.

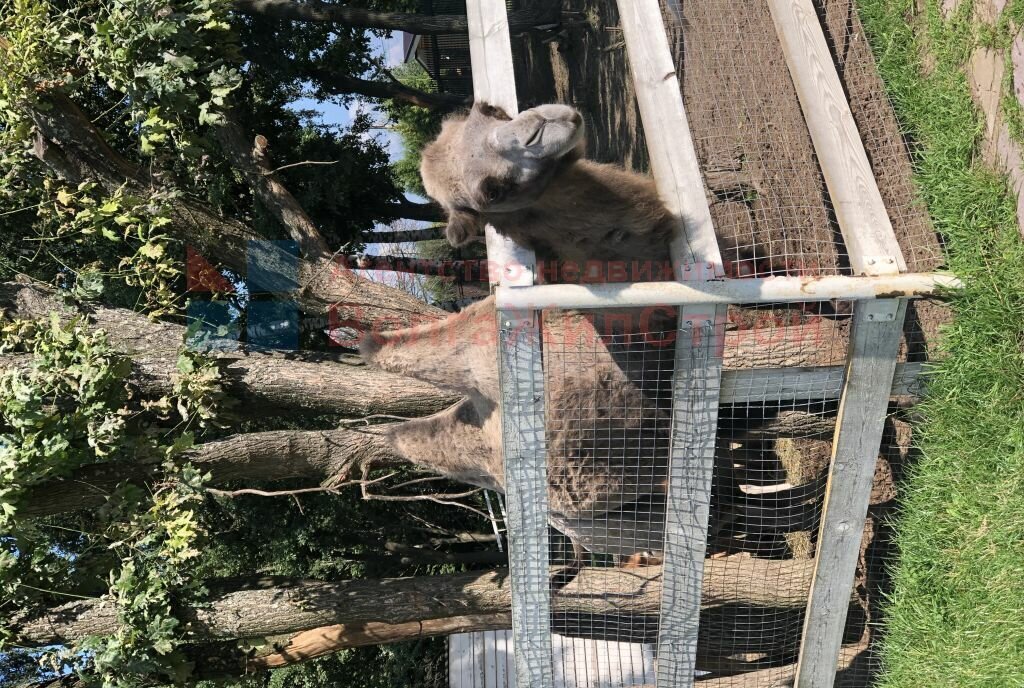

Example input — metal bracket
[499,310,537,330]
[862,298,900,323]
[862,255,901,276]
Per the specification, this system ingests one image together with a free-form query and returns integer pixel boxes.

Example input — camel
[420,102,675,267]
[360,102,693,556]
[362,299,674,556]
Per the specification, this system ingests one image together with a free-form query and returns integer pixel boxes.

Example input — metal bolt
[504,321,512,328]
[868,314,876,321]
[867,258,876,265]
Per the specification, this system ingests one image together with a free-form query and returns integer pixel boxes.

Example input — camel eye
[480,177,507,204]
[476,102,512,121]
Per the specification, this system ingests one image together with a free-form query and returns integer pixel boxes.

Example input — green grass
[854,1,1024,685]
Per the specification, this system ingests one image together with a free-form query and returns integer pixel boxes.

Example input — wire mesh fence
[449,300,936,687]
[424,0,952,685]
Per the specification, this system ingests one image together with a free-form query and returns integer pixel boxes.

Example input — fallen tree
[15,556,836,646]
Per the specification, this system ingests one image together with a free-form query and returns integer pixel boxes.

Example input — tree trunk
[214,116,331,258]
[0,282,459,418]
[232,0,561,35]
[381,198,446,223]
[17,426,401,518]
[361,226,446,244]
[24,87,443,329]
[724,318,849,369]
[16,557,829,646]
[315,70,469,111]
[247,615,512,670]
[340,254,488,281]
[734,410,837,440]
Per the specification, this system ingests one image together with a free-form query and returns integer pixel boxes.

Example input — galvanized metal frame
[467,3,553,686]
[615,1,727,683]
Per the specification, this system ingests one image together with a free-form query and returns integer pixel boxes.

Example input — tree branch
[214,117,331,259]
[339,254,488,281]
[14,557,830,646]
[380,198,445,223]
[23,86,444,329]
[16,426,403,519]
[361,226,445,244]
[245,615,511,670]
[0,281,460,418]
[231,0,561,35]
[313,68,469,111]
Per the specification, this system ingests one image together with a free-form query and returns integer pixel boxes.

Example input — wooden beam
[467,3,552,687]
[796,302,906,686]
[468,0,535,289]
[719,361,924,404]
[767,2,912,685]
[768,0,906,275]
[616,1,727,685]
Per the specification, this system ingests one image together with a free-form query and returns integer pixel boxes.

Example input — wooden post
[767,0,907,277]
[467,2,552,687]
[767,0,909,685]
[616,1,726,685]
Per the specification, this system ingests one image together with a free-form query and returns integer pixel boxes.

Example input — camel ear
[445,209,485,247]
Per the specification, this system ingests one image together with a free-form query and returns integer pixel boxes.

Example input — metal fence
[452,0,953,686]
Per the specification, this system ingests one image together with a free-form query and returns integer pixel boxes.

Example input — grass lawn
[856,0,1024,685]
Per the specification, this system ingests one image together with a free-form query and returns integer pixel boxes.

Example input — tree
[0,2,834,686]
[231,0,563,35]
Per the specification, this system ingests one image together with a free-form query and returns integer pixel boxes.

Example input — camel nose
[531,103,583,125]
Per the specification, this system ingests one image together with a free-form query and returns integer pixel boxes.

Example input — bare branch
[206,471,399,499]
[265,159,339,175]
[359,466,489,518]
[361,226,445,244]
[231,0,561,35]
[381,198,445,223]
[339,254,489,281]
[313,68,469,111]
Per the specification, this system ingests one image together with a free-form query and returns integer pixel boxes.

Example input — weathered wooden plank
[615,3,722,271]
[468,3,551,687]
[450,632,474,688]
[795,302,907,687]
[467,0,535,288]
[768,0,907,275]
[718,361,924,404]
[616,1,726,686]
[768,3,912,684]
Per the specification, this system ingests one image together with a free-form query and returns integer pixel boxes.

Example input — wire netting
[444,0,951,686]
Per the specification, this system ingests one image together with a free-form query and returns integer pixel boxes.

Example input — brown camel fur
[363,103,692,554]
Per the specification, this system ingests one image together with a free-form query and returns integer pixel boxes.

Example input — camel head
[421,102,586,247]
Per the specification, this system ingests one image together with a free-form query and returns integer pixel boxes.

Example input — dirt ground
[510,0,950,684]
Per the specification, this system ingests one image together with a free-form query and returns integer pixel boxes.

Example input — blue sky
[285,32,433,299]
[289,33,409,168]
